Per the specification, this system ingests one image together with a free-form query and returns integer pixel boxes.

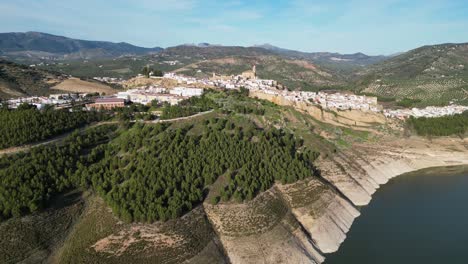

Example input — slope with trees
[0,125,118,220]
[80,118,319,222]
[356,43,468,106]
[407,111,468,136]
[0,106,105,149]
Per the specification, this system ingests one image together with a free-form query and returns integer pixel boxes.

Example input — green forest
[0,106,104,149]
[408,111,468,136]
[0,118,319,223]
[0,125,117,220]
[77,118,319,222]
[160,95,218,119]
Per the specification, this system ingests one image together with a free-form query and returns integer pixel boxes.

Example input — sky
[0,0,467,55]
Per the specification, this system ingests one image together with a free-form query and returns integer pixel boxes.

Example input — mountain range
[0,32,163,61]
[0,32,384,67]
[253,43,388,67]
[1,31,467,106]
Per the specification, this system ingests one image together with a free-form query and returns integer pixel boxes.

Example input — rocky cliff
[250,91,386,130]
[198,136,468,264]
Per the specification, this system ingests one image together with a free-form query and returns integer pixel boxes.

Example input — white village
[3,65,468,119]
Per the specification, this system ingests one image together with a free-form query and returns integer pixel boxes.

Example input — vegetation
[0,191,84,264]
[0,125,117,220]
[0,59,59,99]
[407,111,468,136]
[79,118,319,222]
[115,103,154,121]
[0,106,106,149]
[141,66,163,78]
[231,104,265,115]
[57,196,218,264]
[36,46,347,90]
[160,94,218,119]
[0,86,325,226]
[356,43,468,106]
[359,92,395,102]
[396,98,422,108]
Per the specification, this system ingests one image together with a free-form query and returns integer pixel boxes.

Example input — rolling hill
[0,32,388,92]
[0,59,64,99]
[356,42,468,106]
[34,45,349,91]
[4,32,467,106]
[253,43,388,74]
[0,59,118,99]
[0,32,163,61]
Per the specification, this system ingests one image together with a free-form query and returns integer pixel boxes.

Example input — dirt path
[0,110,214,157]
[145,110,214,123]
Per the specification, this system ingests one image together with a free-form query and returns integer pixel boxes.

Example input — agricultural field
[52,77,119,95]
[357,43,468,106]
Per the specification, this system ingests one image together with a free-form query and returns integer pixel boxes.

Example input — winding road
[0,110,214,157]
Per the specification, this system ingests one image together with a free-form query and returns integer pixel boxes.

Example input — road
[0,110,214,157]
[145,109,214,123]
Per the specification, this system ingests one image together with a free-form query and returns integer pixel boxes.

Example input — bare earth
[52,78,117,95]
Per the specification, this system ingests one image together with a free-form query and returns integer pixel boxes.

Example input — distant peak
[181,43,221,48]
[253,43,282,50]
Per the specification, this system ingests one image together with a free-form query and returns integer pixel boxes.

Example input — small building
[86,98,125,110]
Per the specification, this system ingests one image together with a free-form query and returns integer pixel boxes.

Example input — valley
[1,31,468,264]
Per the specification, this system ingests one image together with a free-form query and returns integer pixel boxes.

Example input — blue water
[325,166,468,264]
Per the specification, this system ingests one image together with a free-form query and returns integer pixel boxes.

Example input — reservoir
[325,166,468,264]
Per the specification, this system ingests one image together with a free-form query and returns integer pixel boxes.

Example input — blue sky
[1,0,467,55]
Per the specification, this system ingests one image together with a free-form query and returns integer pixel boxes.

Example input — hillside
[1,87,467,264]
[0,59,118,99]
[254,44,388,74]
[0,59,64,98]
[165,46,344,89]
[0,32,162,61]
[37,45,348,90]
[356,42,468,106]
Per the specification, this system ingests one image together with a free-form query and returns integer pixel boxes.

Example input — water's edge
[307,139,468,263]
[325,165,468,263]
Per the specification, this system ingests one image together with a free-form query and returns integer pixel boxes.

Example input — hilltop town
[3,65,468,120]
[105,65,468,119]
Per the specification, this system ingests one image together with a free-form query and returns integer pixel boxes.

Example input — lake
[325,166,468,264]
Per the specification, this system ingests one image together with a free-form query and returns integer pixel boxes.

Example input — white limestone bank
[305,137,468,262]
[199,137,468,264]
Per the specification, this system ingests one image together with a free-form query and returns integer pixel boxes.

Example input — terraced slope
[38,45,347,90]
[356,43,468,106]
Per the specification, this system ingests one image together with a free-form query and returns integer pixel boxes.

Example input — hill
[0,59,117,99]
[51,77,118,95]
[0,32,163,61]
[164,45,347,89]
[356,42,468,106]
[0,59,64,98]
[36,45,348,90]
[254,43,388,74]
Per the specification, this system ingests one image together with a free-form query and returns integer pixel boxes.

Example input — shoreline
[303,136,468,262]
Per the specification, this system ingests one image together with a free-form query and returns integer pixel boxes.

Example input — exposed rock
[204,190,323,264]
[250,91,386,131]
[303,136,468,262]
[276,180,360,254]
